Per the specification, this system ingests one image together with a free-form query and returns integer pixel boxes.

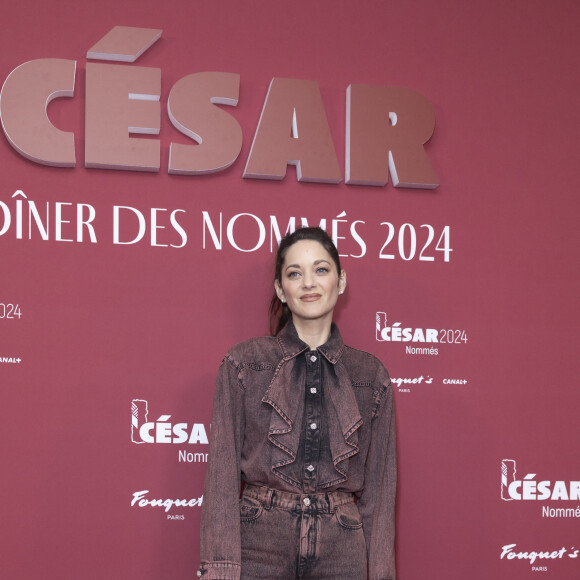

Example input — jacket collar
[276,319,345,364]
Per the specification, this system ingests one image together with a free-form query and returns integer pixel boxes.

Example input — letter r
[346,84,438,188]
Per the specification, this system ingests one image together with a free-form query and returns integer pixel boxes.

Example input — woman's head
[269,227,346,334]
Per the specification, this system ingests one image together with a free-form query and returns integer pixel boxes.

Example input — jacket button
[197,571,202,578]
[303,497,311,506]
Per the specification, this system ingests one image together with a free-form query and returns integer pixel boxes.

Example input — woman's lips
[300,294,321,302]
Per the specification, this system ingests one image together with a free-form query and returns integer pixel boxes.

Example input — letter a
[244,78,342,183]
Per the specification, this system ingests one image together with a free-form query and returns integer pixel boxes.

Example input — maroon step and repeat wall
[1,1,579,578]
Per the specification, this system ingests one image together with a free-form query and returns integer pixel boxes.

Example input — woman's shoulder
[341,343,386,366]
[340,344,391,384]
[225,334,281,367]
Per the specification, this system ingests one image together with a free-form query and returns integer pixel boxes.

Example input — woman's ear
[274,280,286,303]
[339,270,347,294]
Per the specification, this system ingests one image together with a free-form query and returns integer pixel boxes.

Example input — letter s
[168,72,242,175]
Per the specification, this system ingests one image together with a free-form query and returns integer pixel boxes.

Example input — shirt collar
[276,319,345,364]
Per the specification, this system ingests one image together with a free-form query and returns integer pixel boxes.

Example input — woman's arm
[198,355,246,579]
[357,378,397,580]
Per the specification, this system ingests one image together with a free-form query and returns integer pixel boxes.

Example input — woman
[198,227,396,580]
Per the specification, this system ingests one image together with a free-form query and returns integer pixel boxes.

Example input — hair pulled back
[269,227,342,335]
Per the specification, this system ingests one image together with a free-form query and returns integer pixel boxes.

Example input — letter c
[508,481,522,500]
[0,59,76,166]
[139,423,155,443]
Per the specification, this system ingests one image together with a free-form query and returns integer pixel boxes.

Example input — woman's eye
[316,267,329,274]
[288,271,301,278]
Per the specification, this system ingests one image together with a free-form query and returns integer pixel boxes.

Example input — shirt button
[310,423,317,430]
[310,355,317,362]
[303,497,311,506]
[307,464,315,472]
[310,387,317,394]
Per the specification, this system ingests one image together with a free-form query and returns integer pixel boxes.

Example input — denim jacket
[199,320,396,580]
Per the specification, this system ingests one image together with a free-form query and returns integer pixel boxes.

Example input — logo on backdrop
[375,312,468,356]
[0,355,22,364]
[0,26,438,188]
[131,399,209,463]
[389,376,469,393]
[390,376,433,393]
[130,489,203,518]
[501,459,580,518]
[500,543,578,570]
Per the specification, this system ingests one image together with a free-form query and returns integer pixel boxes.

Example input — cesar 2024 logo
[131,399,209,464]
[501,459,580,503]
[375,312,468,359]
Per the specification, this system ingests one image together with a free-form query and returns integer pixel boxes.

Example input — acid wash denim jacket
[198,320,397,580]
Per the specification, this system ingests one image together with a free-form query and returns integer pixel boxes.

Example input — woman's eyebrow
[285,259,330,271]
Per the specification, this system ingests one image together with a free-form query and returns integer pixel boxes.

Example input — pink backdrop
[1,1,579,578]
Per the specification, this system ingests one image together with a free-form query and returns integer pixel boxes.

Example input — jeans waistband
[243,484,354,513]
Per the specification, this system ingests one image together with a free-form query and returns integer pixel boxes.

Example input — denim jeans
[240,485,367,579]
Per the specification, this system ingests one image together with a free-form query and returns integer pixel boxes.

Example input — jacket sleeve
[198,355,245,579]
[357,373,397,580]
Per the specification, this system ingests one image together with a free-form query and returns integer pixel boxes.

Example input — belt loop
[265,487,274,510]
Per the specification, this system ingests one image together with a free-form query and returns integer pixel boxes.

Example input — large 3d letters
[346,84,438,188]
[244,78,342,183]
[0,59,76,167]
[168,72,242,175]
[85,26,162,171]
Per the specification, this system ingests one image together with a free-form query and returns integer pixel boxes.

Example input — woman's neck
[292,316,332,350]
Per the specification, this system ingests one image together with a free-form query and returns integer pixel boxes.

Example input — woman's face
[275,240,346,327]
